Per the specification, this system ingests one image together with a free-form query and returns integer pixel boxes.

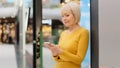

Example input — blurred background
[0,0,90,68]
[0,0,91,68]
[0,0,120,68]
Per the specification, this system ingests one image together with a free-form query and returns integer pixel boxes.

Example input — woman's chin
[64,24,70,27]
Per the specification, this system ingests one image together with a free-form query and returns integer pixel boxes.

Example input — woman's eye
[66,15,69,17]
[62,14,69,17]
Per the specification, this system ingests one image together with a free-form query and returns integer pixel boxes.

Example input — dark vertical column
[90,0,99,68]
[33,0,36,67]
[33,0,42,68]
[16,18,19,45]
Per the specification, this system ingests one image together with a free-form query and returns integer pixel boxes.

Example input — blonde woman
[44,2,89,68]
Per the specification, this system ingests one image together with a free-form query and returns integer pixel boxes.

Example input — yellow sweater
[53,27,89,68]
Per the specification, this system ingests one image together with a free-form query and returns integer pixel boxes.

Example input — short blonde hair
[61,2,81,24]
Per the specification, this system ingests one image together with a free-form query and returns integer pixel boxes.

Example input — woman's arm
[58,30,89,65]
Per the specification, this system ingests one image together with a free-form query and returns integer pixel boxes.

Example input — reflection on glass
[0,0,14,7]
[25,0,33,68]
[42,19,53,43]
[42,0,64,67]
[0,18,16,44]
[81,0,91,68]
[42,0,60,8]
[42,19,55,68]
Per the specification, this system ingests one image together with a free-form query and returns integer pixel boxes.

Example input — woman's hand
[43,42,53,49]
[49,44,63,57]
[43,42,63,56]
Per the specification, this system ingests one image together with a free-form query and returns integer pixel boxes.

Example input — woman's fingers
[50,47,59,56]
[43,43,56,49]
[43,43,62,56]
[49,43,55,47]
[43,43,51,49]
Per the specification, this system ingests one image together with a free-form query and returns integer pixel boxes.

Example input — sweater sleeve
[53,56,63,62]
[58,30,89,65]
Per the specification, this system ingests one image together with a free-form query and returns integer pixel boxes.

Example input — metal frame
[90,0,99,68]
[33,0,42,68]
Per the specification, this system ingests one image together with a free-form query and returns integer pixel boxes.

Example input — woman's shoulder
[78,27,89,34]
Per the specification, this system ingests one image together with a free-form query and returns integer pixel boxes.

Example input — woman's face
[61,10,76,28]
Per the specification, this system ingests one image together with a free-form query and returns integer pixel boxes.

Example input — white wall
[99,0,120,68]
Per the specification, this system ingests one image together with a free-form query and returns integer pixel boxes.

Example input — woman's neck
[67,24,80,33]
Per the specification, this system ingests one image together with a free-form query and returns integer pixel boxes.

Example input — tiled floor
[0,44,17,68]
[0,44,34,68]
[0,44,116,68]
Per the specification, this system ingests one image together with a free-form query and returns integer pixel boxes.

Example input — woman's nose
[62,17,66,21]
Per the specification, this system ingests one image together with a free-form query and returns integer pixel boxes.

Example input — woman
[44,2,89,68]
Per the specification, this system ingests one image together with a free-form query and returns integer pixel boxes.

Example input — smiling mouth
[64,21,69,24]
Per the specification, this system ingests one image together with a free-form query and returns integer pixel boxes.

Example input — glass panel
[80,0,91,68]
[42,0,62,68]
[25,0,33,68]
[42,0,91,68]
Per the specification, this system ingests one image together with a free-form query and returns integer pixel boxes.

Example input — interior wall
[99,0,120,67]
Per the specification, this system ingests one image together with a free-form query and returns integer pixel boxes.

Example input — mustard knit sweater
[53,27,89,68]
